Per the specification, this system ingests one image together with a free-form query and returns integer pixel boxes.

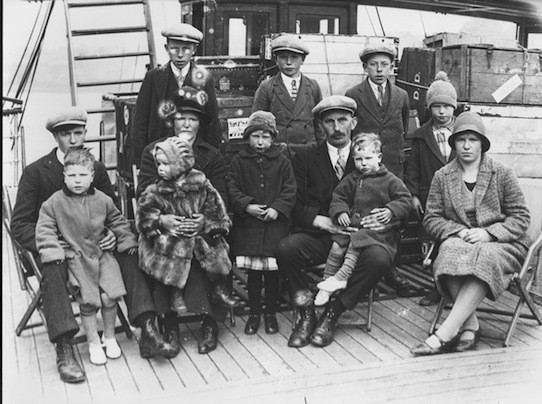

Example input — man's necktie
[435,128,448,159]
[377,84,384,106]
[291,79,298,101]
[335,150,345,180]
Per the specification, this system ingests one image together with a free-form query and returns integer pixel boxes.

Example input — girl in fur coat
[137,138,237,315]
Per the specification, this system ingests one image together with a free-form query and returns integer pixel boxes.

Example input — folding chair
[2,187,132,340]
[427,232,542,347]
[291,263,375,332]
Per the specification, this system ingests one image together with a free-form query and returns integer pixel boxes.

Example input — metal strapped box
[441,44,542,105]
[217,95,254,165]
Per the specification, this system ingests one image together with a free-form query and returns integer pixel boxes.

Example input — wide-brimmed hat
[448,111,490,152]
[243,111,278,139]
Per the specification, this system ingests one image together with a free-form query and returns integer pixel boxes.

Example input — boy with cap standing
[345,44,409,179]
[345,44,411,292]
[405,71,458,306]
[252,33,323,158]
[132,22,220,167]
[227,111,296,335]
[10,107,175,383]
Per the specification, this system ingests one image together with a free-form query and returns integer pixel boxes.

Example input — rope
[365,6,377,36]
[375,6,385,36]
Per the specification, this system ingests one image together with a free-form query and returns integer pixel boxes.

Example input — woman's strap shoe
[455,328,481,352]
[410,333,459,356]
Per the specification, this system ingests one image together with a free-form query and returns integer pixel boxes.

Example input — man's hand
[337,213,351,227]
[246,204,268,221]
[99,228,117,251]
[412,196,424,217]
[312,215,356,236]
[262,207,279,222]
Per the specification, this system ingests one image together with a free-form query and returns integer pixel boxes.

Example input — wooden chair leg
[16,288,42,336]
[515,276,542,324]
[116,304,133,339]
[429,297,446,335]
[366,288,374,332]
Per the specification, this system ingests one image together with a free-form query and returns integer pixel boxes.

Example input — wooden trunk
[441,45,542,105]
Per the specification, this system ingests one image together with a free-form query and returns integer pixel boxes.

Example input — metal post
[62,0,78,106]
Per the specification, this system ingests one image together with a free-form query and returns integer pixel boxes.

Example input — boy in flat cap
[345,44,411,292]
[252,33,323,158]
[10,107,176,384]
[276,95,396,348]
[227,111,296,335]
[132,22,220,168]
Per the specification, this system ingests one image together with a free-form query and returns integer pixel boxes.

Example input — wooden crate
[441,45,542,105]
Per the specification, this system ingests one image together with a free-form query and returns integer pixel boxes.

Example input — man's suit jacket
[253,73,324,154]
[10,148,116,253]
[345,78,409,178]
[131,61,220,167]
[291,142,355,235]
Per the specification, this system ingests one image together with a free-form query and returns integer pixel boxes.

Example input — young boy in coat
[227,111,296,335]
[404,71,458,306]
[314,133,412,305]
[252,34,323,158]
[36,149,138,366]
[137,138,235,316]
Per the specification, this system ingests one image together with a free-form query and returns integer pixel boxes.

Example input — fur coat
[329,165,412,260]
[424,155,532,300]
[137,168,232,289]
[36,186,137,308]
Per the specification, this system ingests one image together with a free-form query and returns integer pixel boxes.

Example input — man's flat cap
[161,23,203,43]
[312,95,357,117]
[359,44,396,63]
[272,34,310,55]
[46,106,87,133]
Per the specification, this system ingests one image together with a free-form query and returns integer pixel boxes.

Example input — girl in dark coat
[227,111,297,335]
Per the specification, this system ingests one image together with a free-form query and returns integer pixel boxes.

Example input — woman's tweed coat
[36,187,138,308]
[227,145,296,257]
[137,168,232,289]
[329,165,412,260]
[423,155,532,300]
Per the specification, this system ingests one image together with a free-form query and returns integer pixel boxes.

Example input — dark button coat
[227,145,296,257]
[404,117,456,207]
[131,61,220,167]
[345,78,410,178]
[252,73,324,156]
[329,165,412,260]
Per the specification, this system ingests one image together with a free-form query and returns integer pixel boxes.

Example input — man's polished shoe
[419,288,441,306]
[210,281,240,308]
[163,327,181,358]
[384,267,410,294]
[244,315,260,335]
[310,305,342,347]
[56,337,85,383]
[288,306,317,348]
[264,314,279,334]
[455,328,481,353]
[198,315,218,354]
[139,318,172,358]
[410,333,459,356]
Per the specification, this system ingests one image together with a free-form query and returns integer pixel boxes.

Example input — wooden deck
[3,225,542,404]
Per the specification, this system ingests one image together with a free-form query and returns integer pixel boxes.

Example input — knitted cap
[153,138,195,178]
[243,111,278,139]
[448,111,490,152]
[426,71,457,109]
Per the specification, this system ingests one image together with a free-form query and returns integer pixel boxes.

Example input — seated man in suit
[10,107,175,384]
[276,95,397,348]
